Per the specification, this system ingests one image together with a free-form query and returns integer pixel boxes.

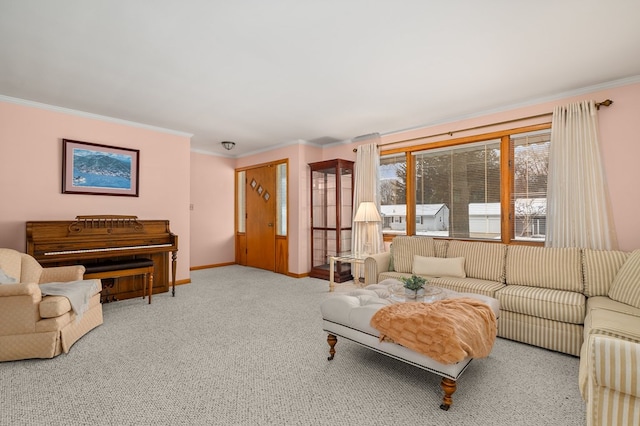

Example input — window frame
[380,123,551,245]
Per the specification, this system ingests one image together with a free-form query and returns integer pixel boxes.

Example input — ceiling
[2,1,640,157]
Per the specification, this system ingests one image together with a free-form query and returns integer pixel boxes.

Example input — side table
[328,254,367,292]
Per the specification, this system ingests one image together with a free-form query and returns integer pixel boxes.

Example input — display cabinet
[309,159,354,282]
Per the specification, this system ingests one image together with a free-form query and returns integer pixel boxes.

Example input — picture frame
[62,139,140,196]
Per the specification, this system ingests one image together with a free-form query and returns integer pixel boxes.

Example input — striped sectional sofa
[364,236,640,425]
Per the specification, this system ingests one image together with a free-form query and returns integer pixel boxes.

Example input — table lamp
[354,201,382,255]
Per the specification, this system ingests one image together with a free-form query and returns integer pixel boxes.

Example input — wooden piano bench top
[83,258,154,304]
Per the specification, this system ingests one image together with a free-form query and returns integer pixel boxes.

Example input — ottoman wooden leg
[327,334,337,360]
[439,377,457,410]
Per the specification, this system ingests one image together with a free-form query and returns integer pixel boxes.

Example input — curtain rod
[353,98,613,152]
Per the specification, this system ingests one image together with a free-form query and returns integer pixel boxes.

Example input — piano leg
[171,251,178,297]
[148,272,153,304]
[142,271,153,304]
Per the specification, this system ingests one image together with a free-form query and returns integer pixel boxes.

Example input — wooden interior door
[246,165,276,271]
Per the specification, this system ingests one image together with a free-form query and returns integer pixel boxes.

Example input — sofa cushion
[447,240,506,283]
[497,285,585,324]
[391,236,435,273]
[586,296,640,319]
[505,245,582,292]
[429,276,504,298]
[583,249,629,297]
[39,295,72,318]
[378,273,504,299]
[412,255,466,278]
[379,271,414,283]
[583,308,640,343]
[608,250,640,309]
[434,239,449,258]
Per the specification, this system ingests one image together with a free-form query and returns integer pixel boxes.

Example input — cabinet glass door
[309,159,354,282]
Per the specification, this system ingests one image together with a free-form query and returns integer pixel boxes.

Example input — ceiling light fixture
[221,141,236,150]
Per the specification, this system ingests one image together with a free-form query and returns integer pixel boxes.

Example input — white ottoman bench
[320,286,500,410]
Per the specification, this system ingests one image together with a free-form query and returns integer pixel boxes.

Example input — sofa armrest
[0,282,41,298]
[580,309,640,400]
[591,336,640,397]
[364,252,391,285]
[586,336,640,425]
[0,283,42,335]
[39,265,86,283]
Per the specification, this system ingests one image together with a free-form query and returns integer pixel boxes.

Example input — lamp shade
[354,201,382,223]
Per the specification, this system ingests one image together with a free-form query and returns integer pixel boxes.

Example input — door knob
[268,223,273,227]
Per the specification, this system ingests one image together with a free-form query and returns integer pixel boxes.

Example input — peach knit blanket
[370,298,497,364]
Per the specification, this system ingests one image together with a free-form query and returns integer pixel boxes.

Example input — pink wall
[189,152,235,267]
[0,100,191,281]
[594,85,640,251]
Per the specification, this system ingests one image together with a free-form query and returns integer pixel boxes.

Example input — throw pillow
[412,255,466,278]
[0,268,17,284]
[608,249,640,309]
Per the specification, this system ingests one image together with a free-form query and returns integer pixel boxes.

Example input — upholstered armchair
[0,248,103,362]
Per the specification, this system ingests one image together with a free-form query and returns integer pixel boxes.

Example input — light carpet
[0,265,586,425]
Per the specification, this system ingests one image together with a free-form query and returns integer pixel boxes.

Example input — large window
[380,125,550,244]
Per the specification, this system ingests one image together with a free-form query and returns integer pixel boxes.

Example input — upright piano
[26,215,178,301]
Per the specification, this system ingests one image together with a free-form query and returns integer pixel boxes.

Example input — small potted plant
[401,275,427,300]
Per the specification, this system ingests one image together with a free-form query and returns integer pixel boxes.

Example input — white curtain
[352,138,383,256]
[546,100,618,250]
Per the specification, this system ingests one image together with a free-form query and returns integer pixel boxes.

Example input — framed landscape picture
[62,139,140,196]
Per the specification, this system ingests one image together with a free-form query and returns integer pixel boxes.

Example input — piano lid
[26,215,174,240]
